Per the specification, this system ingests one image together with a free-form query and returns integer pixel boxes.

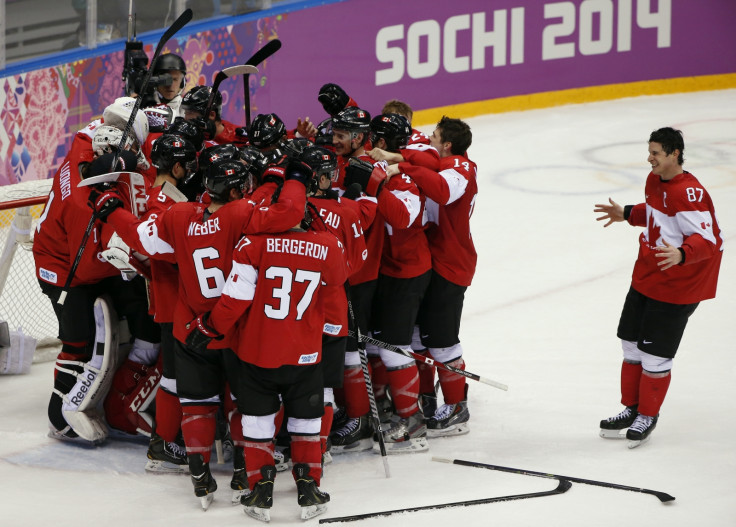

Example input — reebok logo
[642,340,653,344]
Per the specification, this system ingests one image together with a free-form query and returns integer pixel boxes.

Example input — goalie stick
[58,8,193,305]
[243,39,282,128]
[432,457,676,503]
[318,479,571,523]
[347,330,508,391]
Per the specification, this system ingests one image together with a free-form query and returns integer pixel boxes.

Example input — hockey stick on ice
[58,8,193,305]
[347,330,508,391]
[346,298,390,478]
[243,39,282,128]
[319,478,571,523]
[432,457,675,503]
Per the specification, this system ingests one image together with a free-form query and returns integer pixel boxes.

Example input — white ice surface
[2,89,735,526]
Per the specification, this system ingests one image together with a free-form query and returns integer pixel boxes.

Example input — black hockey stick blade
[152,9,193,66]
[246,39,282,66]
[318,479,571,523]
[433,457,675,503]
[244,39,282,128]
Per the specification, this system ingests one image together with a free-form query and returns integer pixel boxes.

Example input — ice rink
[1,88,735,526]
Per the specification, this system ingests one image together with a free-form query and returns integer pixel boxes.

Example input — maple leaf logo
[647,212,662,248]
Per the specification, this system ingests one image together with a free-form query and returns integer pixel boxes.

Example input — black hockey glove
[185,313,223,353]
[344,158,387,197]
[342,182,363,201]
[285,159,316,189]
[318,83,350,116]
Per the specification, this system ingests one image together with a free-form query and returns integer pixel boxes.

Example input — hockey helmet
[331,107,371,134]
[370,113,412,152]
[166,116,205,151]
[151,134,197,175]
[102,97,150,147]
[204,159,249,202]
[248,113,287,149]
[299,146,338,183]
[181,85,222,119]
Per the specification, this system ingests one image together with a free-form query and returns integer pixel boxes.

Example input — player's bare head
[382,99,413,125]
[436,116,472,156]
[649,127,684,165]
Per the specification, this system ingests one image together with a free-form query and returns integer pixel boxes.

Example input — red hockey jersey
[209,229,348,367]
[399,154,478,286]
[627,171,722,304]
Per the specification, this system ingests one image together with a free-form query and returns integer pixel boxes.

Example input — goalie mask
[102,97,150,147]
[92,125,134,157]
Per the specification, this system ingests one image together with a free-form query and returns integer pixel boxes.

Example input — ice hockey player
[94,155,310,510]
[594,127,723,447]
[194,171,347,520]
[388,116,477,437]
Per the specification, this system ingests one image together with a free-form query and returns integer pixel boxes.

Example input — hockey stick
[58,9,193,305]
[243,39,282,128]
[432,457,676,503]
[203,65,259,124]
[319,478,571,523]
[347,330,508,391]
[347,298,390,478]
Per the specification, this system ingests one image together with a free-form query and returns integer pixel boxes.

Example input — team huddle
[32,54,478,520]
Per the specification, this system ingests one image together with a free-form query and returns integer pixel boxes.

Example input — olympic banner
[0,0,734,184]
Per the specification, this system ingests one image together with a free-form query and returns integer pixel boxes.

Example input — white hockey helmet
[102,97,150,147]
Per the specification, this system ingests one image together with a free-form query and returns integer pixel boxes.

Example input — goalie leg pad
[104,356,162,436]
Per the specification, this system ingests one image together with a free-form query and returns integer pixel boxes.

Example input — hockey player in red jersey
[594,127,723,447]
[302,145,367,461]
[381,99,430,146]
[344,115,432,453]
[195,192,348,521]
[390,116,477,437]
[96,156,309,509]
[34,96,162,445]
[181,85,247,147]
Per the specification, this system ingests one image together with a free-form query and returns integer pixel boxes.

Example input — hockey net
[0,179,60,361]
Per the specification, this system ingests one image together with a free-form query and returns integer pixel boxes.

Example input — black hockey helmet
[204,159,249,202]
[239,145,269,184]
[370,113,412,152]
[154,53,186,74]
[314,117,333,148]
[181,85,222,119]
[198,143,242,175]
[331,107,371,134]
[248,113,287,149]
[166,116,205,151]
[299,146,338,183]
[150,134,197,174]
[282,137,314,160]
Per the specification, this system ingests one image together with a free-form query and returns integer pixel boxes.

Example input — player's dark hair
[649,127,684,165]
[437,116,472,156]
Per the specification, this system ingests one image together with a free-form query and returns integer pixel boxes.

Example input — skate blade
[199,494,214,511]
[330,437,374,454]
[376,437,429,454]
[232,489,246,505]
[599,429,627,439]
[427,422,470,438]
[145,459,189,475]
[244,505,271,522]
[301,503,328,520]
[627,435,652,449]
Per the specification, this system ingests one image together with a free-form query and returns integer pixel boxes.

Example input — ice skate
[376,396,395,423]
[599,405,638,439]
[330,414,373,453]
[145,433,188,474]
[241,465,276,522]
[376,411,428,453]
[427,400,469,438]
[230,446,247,504]
[627,414,658,448]
[294,463,329,520]
[189,454,217,510]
